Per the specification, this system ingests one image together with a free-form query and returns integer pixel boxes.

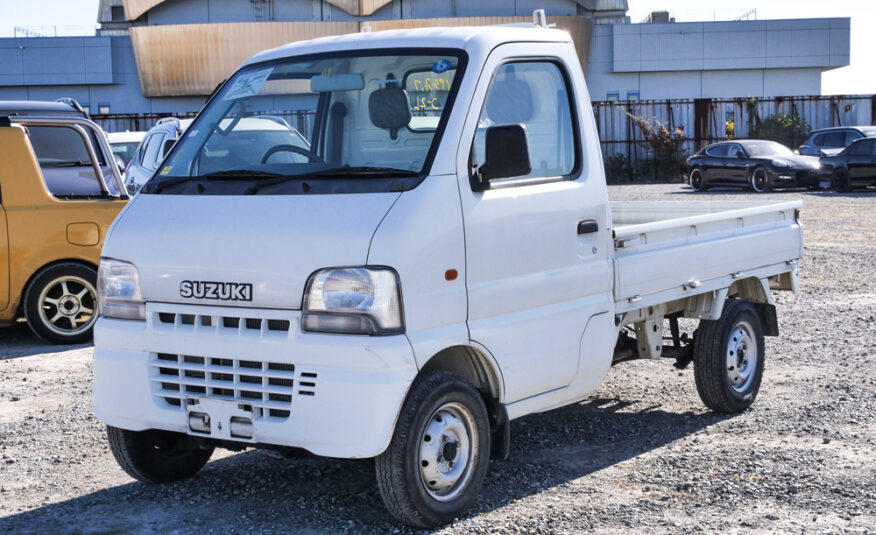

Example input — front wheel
[750,168,771,193]
[23,263,98,344]
[831,168,851,193]
[376,371,491,528]
[693,299,765,413]
[107,426,214,483]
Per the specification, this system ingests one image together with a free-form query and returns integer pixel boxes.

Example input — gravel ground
[1,184,874,534]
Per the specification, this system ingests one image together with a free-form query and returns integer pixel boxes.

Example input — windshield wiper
[47,160,96,167]
[145,169,284,194]
[248,166,417,194]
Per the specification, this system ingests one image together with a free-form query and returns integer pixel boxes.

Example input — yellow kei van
[0,101,128,344]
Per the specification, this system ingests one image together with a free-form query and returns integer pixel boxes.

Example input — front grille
[151,353,300,419]
[155,311,291,333]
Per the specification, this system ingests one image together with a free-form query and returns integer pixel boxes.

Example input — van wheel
[831,168,851,193]
[693,299,765,413]
[750,168,770,193]
[376,371,491,528]
[24,263,98,344]
[689,168,708,191]
[107,426,214,483]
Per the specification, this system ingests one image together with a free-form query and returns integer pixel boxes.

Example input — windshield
[146,50,466,195]
[742,140,795,157]
[111,142,140,165]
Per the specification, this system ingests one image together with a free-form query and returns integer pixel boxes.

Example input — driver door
[0,203,8,311]
[455,43,613,403]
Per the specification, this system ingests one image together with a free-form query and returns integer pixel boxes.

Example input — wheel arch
[418,344,509,459]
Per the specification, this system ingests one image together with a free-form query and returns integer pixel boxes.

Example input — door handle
[577,220,599,235]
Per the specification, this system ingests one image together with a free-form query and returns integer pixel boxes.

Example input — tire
[749,167,771,193]
[107,426,214,483]
[693,299,765,413]
[376,371,491,528]
[689,168,708,192]
[24,262,98,344]
[831,168,851,193]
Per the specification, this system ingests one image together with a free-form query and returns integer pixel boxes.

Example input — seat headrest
[485,78,533,125]
[369,86,411,139]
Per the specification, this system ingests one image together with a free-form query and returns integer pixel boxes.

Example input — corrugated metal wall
[129,22,359,96]
[129,16,592,97]
[594,95,875,166]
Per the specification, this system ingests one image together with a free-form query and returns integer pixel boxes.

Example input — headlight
[97,258,145,320]
[302,267,403,335]
[771,159,791,168]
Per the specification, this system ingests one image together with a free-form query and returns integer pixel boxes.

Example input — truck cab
[0,100,127,343]
[93,22,802,527]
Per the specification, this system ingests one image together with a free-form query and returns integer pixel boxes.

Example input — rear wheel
[689,168,707,192]
[376,371,490,528]
[831,168,851,193]
[24,263,98,344]
[749,168,770,193]
[693,299,765,413]
[107,426,214,483]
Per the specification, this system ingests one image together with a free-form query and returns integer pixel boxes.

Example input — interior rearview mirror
[475,124,531,189]
[310,73,365,92]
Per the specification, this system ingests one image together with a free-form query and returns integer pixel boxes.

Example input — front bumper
[769,168,820,187]
[92,302,418,458]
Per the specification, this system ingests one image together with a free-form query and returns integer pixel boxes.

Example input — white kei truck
[93,18,803,527]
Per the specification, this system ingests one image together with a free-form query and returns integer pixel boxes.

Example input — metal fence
[593,95,876,180]
[93,94,875,181]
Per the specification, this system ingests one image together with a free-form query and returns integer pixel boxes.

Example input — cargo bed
[610,201,803,313]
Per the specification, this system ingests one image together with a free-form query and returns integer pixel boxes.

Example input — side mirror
[114,154,126,171]
[735,150,745,159]
[474,124,531,190]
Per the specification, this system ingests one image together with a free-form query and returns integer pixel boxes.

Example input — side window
[705,144,727,157]
[473,61,577,182]
[140,133,166,171]
[822,131,846,148]
[812,133,825,147]
[845,131,862,146]
[727,144,744,158]
[27,125,107,198]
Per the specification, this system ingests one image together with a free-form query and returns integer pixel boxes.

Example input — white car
[106,130,146,168]
[93,19,803,528]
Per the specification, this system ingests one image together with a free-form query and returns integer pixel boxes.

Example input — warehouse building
[0,0,851,115]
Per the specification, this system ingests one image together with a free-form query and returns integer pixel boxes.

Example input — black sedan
[685,140,821,193]
[819,137,876,192]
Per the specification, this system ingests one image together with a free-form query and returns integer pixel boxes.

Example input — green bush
[605,153,634,183]
[754,112,811,148]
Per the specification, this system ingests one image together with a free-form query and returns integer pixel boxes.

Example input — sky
[0,0,873,95]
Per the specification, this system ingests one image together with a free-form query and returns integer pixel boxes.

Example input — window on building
[606,92,620,102]
[626,91,640,102]
[110,5,125,21]
[472,61,578,182]
[98,103,111,115]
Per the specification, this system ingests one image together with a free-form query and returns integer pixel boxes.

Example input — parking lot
[1,184,874,535]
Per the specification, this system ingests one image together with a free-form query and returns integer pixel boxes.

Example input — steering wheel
[260,144,323,164]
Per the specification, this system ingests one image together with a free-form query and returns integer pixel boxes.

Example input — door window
[822,131,847,149]
[27,125,115,198]
[472,61,578,182]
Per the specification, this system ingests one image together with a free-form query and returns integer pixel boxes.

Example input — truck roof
[0,100,88,119]
[243,25,573,67]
